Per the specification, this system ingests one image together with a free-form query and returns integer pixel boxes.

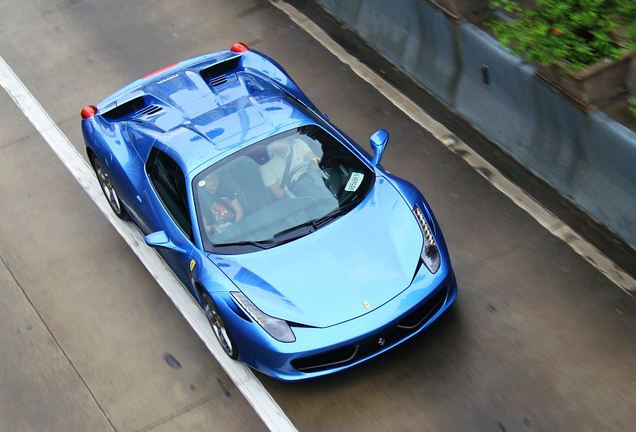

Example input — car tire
[203,293,239,360]
[91,154,131,220]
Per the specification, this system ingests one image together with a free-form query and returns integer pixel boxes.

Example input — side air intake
[101,96,146,120]
[200,56,241,85]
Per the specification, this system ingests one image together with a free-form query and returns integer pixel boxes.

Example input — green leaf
[486,0,629,69]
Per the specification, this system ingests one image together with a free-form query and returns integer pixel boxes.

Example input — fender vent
[137,105,163,116]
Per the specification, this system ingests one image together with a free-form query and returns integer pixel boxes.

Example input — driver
[260,137,320,199]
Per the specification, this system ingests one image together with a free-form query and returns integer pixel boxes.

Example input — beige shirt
[260,139,312,188]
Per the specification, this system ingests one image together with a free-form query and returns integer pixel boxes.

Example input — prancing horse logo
[378,337,386,347]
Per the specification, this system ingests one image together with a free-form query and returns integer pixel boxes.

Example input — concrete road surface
[1,0,636,431]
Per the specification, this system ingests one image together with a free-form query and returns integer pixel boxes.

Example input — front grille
[290,345,358,372]
[291,286,449,373]
[397,287,447,329]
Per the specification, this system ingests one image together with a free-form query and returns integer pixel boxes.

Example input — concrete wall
[315,0,636,249]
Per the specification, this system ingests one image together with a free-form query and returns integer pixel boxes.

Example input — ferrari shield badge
[363,301,370,309]
[190,259,196,272]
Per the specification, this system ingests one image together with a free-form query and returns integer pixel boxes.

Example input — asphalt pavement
[1,0,636,431]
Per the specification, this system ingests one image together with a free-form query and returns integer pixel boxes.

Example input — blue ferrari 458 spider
[81,43,457,380]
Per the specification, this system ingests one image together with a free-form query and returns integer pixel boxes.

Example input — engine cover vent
[137,105,163,116]
[209,75,228,87]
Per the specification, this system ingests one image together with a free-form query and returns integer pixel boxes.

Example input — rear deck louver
[137,105,163,116]
[209,75,228,86]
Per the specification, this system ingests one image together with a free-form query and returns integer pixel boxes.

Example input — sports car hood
[210,177,424,328]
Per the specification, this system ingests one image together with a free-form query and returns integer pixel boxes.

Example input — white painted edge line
[271,0,636,295]
[0,56,297,432]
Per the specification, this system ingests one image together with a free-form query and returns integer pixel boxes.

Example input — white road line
[271,1,636,295]
[0,56,297,432]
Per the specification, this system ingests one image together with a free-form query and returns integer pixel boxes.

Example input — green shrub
[489,0,636,71]
[629,97,636,120]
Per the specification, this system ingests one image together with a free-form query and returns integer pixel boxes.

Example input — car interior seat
[223,156,273,215]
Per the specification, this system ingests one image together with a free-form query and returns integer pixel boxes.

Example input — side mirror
[370,129,389,166]
[145,231,187,254]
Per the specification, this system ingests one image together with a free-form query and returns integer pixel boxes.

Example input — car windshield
[194,124,374,253]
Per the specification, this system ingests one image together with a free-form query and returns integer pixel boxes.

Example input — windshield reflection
[194,124,374,253]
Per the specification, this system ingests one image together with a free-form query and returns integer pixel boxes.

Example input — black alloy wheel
[203,293,239,360]
[91,155,130,220]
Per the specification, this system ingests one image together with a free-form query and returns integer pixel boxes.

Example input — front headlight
[413,205,441,274]
[231,292,296,343]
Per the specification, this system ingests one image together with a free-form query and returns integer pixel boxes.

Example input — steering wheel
[285,160,315,188]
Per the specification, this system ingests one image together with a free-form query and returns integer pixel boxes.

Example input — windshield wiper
[212,239,275,250]
[311,200,359,228]
[272,222,316,241]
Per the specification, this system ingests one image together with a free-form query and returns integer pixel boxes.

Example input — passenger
[260,137,321,199]
[198,172,244,233]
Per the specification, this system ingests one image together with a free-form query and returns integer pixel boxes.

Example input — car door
[143,147,197,289]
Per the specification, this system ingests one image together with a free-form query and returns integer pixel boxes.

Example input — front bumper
[213,262,458,381]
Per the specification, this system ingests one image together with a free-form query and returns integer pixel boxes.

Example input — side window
[146,148,193,241]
